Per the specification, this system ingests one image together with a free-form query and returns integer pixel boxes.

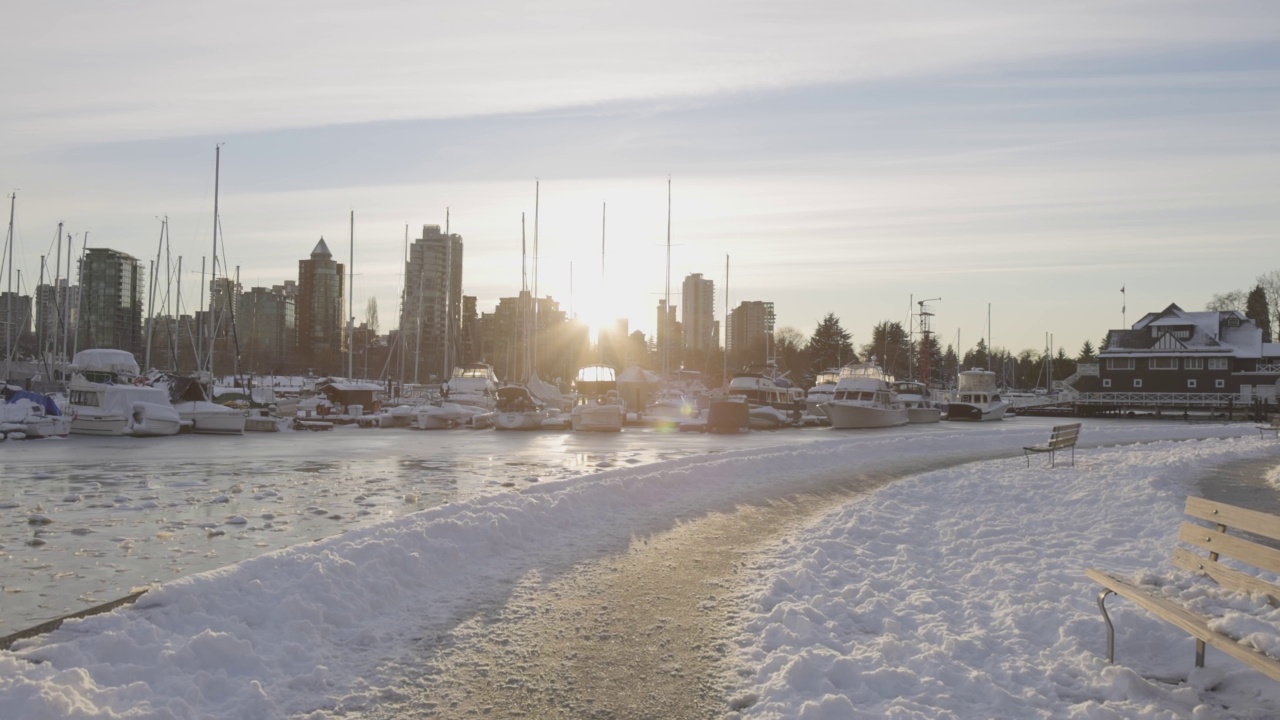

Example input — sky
[2,421,1278,717]
[3,1,1279,358]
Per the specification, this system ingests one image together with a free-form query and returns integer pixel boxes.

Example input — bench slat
[1171,548,1280,605]
[1085,569,1280,682]
[1177,522,1280,577]
[1185,496,1280,544]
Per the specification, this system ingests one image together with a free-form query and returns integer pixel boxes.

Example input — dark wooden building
[1069,303,1280,415]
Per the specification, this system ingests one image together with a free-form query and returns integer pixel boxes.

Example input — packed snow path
[345,458,959,718]
[3,419,1277,718]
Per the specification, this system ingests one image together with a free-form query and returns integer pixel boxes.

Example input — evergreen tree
[1246,284,1273,342]
[862,320,912,380]
[1078,339,1096,361]
[806,314,855,376]
[961,338,989,371]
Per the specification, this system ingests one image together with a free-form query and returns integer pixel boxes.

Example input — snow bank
[727,435,1280,719]
[0,421,1274,718]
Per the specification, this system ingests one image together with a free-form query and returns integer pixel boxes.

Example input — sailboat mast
[723,254,729,386]
[52,221,62,365]
[4,192,15,380]
[663,176,671,379]
[532,181,539,377]
[146,216,165,371]
[208,144,221,379]
[348,210,354,379]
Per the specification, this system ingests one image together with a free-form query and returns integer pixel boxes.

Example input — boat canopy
[575,365,617,383]
[71,349,140,375]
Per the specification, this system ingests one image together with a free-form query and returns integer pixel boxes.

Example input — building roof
[311,237,332,259]
[1101,302,1263,359]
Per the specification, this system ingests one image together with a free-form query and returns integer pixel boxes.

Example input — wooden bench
[1257,416,1280,438]
[1022,422,1081,467]
[1085,497,1280,682]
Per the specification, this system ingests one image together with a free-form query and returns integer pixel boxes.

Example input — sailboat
[494,203,560,431]
[571,203,624,432]
[171,146,246,435]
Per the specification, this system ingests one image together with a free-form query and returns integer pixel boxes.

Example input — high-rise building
[656,299,681,374]
[681,273,716,355]
[35,280,77,359]
[399,224,463,383]
[296,238,345,374]
[0,291,32,357]
[76,248,144,356]
[727,300,775,368]
[238,284,297,374]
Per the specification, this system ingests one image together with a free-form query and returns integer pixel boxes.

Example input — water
[0,424,842,633]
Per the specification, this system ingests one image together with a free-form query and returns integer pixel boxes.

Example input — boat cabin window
[70,390,100,407]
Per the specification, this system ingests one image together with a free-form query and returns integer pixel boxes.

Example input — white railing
[1254,363,1280,373]
[1074,392,1241,407]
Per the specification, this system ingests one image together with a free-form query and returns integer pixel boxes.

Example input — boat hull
[493,411,546,431]
[571,404,624,432]
[945,401,1009,421]
[822,402,909,429]
[906,406,942,424]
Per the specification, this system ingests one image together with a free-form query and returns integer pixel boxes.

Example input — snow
[2,421,1280,718]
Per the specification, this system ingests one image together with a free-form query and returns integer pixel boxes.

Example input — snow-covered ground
[1,419,1279,718]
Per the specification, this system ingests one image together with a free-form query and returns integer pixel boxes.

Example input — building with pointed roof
[296,237,345,374]
[1070,302,1280,414]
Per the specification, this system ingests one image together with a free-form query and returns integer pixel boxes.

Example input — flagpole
[1121,285,1127,328]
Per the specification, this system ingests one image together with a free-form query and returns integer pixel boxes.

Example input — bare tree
[366,296,379,335]
[1206,290,1247,312]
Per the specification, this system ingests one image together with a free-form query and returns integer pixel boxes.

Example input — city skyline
[3,2,1278,359]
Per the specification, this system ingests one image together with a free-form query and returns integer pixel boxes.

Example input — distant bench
[1258,416,1280,438]
[1022,422,1081,467]
[1085,496,1280,683]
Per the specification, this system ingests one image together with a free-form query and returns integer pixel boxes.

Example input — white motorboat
[442,363,499,411]
[820,363,908,429]
[892,380,942,424]
[172,400,246,435]
[413,402,494,430]
[67,349,182,437]
[643,387,701,428]
[727,372,803,429]
[492,385,550,431]
[946,369,1010,421]
[804,368,840,420]
[571,365,623,432]
[1,387,71,439]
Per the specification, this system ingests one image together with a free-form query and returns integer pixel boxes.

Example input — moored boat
[492,385,550,431]
[820,363,908,429]
[571,365,623,432]
[946,369,1010,421]
[892,380,942,424]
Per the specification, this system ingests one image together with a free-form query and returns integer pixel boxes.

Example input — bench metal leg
[1196,639,1206,668]
[1098,589,1116,663]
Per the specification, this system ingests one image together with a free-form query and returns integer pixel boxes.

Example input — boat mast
[723,254,729,387]
[442,207,452,381]
[207,144,222,381]
[52,221,62,368]
[4,192,14,381]
[532,180,539,378]
[145,216,166,371]
[348,209,354,379]
[663,176,671,379]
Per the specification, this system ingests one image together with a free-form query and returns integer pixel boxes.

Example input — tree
[365,297,379,335]
[1246,284,1272,342]
[1206,291,1247,312]
[806,314,855,377]
[862,321,912,380]
[1078,339,1096,361]
[1255,270,1280,341]
[774,326,808,383]
[961,338,989,371]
